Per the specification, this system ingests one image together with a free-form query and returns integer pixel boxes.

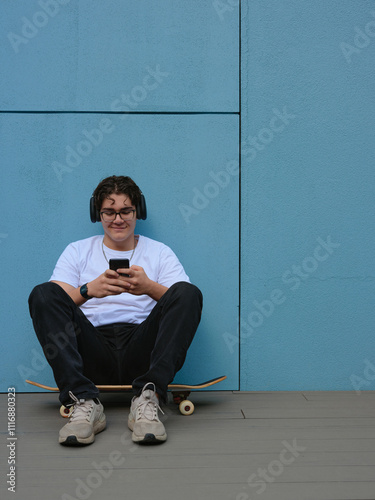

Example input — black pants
[28,281,202,405]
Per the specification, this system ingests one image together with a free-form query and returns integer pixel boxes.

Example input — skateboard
[26,375,227,416]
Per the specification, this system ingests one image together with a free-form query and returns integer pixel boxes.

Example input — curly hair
[93,176,142,211]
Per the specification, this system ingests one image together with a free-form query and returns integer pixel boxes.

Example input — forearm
[68,286,90,306]
[51,280,88,306]
[147,281,168,301]
[52,276,167,305]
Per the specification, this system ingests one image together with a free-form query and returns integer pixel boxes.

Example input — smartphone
[109,258,130,277]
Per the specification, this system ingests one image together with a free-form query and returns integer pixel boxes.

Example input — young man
[28,175,203,446]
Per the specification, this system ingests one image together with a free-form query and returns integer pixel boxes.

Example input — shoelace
[67,391,94,422]
[136,399,164,421]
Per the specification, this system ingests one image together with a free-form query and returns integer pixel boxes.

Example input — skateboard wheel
[60,405,72,418]
[172,391,191,405]
[179,400,194,416]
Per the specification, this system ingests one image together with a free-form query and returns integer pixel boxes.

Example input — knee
[169,281,203,308]
[28,282,61,312]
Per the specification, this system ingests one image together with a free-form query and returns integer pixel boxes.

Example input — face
[101,193,137,250]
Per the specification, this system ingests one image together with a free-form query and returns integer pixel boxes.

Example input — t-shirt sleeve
[157,245,190,287]
[49,243,80,288]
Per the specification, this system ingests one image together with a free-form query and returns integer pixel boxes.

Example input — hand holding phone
[109,258,130,277]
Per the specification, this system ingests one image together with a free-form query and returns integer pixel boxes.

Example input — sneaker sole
[132,431,167,444]
[59,419,106,446]
[128,418,167,444]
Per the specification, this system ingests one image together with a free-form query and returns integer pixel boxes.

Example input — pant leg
[120,281,203,402]
[28,282,118,405]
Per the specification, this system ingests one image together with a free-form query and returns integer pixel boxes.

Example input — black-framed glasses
[100,209,136,222]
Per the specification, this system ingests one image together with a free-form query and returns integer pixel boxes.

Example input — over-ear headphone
[90,192,147,222]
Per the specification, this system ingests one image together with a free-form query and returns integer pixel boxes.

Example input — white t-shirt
[50,235,190,327]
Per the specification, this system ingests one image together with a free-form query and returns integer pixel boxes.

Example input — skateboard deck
[25,376,227,416]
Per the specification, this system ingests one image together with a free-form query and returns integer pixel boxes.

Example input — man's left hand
[117,265,168,301]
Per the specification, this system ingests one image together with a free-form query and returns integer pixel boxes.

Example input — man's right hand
[86,269,128,298]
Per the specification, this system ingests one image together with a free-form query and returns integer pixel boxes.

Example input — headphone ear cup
[137,193,147,220]
[90,196,100,223]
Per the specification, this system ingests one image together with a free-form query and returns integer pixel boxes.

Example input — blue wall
[0,1,239,392]
[240,0,375,390]
[1,1,374,393]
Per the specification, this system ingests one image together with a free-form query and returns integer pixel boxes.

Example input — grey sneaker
[128,383,167,443]
[59,391,106,446]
